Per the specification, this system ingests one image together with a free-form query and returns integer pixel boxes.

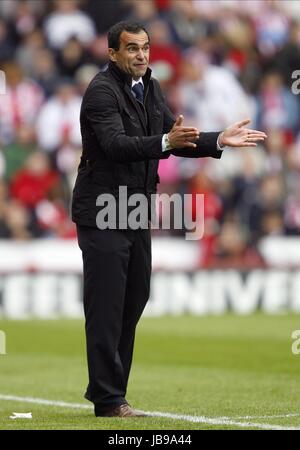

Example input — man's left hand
[218,119,267,148]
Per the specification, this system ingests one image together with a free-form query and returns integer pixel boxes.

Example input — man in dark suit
[72,21,266,417]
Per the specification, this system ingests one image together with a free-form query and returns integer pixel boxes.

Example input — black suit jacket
[72,62,222,226]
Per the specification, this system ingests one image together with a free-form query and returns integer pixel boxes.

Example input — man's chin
[133,68,147,78]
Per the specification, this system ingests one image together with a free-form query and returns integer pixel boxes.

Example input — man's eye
[128,46,149,53]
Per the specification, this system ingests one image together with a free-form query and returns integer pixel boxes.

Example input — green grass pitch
[0,314,300,430]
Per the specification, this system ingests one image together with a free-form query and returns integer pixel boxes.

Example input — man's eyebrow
[125,41,150,48]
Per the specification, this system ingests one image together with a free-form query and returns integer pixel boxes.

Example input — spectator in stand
[0,177,40,239]
[15,29,47,77]
[228,149,265,230]
[218,9,255,78]
[248,174,285,241]
[75,64,100,96]
[35,184,77,239]
[0,61,44,145]
[275,20,300,86]
[204,218,265,269]
[30,48,60,97]
[146,19,181,90]
[2,124,35,181]
[36,79,81,153]
[10,151,60,209]
[253,1,290,58]
[0,17,15,62]
[125,0,159,24]
[263,128,287,175]
[43,0,96,50]
[3,199,35,240]
[261,209,285,236]
[0,0,18,21]
[83,0,132,34]
[177,48,251,131]
[56,37,92,78]
[13,0,42,38]
[188,168,223,264]
[8,148,74,238]
[168,0,208,49]
[255,71,300,134]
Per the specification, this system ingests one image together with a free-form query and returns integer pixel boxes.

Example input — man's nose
[136,49,145,59]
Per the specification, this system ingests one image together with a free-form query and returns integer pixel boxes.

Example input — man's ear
[108,48,117,62]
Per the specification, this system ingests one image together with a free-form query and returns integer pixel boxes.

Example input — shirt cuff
[163,132,225,152]
[217,132,226,151]
[162,134,173,152]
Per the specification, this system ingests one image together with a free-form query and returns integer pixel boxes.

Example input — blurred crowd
[0,0,300,268]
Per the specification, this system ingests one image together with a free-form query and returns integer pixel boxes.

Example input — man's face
[109,30,150,80]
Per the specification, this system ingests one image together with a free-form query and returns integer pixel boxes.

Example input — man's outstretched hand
[218,119,267,148]
[168,115,200,148]
[167,116,267,150]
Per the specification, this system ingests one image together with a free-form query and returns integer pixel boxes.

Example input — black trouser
[76,225,151,414]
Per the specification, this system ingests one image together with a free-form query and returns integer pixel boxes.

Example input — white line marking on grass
[235,414,300,419]
[0,394,299,430]
[144,411,300,430]
[0,394,92,410]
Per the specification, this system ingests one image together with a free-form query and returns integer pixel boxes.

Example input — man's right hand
[168,115,200,149]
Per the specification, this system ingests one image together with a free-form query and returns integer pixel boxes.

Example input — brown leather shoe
[100,404,147,417]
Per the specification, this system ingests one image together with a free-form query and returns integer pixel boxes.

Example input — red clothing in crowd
[10,169,59,208]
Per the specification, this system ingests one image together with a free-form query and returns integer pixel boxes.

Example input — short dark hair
[108,21,150,50]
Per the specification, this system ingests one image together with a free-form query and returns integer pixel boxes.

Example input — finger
[246,128,266,133]
[246,130,268,137]
[183,142,197,148]
[180,131,200,138]
[178,127,199,132]
[236,118,251,128]
[246,135,266,140]
[246,137,266,142]
[175,115,184,127]
[247,133,266,138]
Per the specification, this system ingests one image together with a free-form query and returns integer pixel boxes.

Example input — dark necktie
[132,82,144,103]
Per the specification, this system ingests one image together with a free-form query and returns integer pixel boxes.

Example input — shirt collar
[132,78,144,88]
